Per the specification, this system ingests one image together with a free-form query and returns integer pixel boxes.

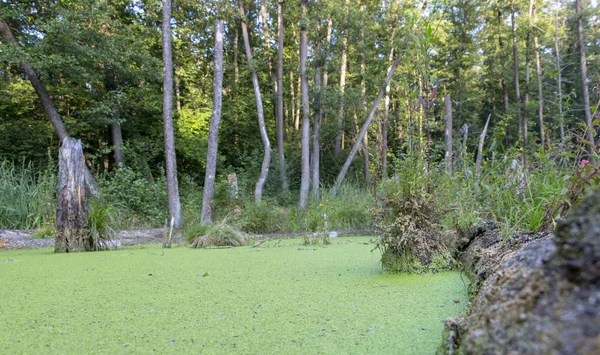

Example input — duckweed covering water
[0,237,467,354]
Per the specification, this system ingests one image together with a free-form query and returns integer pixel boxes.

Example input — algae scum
[0,237,467,354]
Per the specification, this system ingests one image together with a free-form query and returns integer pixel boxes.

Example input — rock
[440,192,600,354]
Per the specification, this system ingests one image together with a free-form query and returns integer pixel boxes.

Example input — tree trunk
[332,53,403,195]
[55,138,89,253]
[239,1,272,203]
[161,0,183,229]
[234,26,239,88]
[335,3,348,156]
[533,4,545,147]
[576,0,595,155]
[290,71,296,130]
[311,18,332,199]
[298,0,310,210]
[276,1,289,193]
[476,114,492,176]
[360,25,370,187]
[524,0,532,147]
[382,40,395,179]
[511,1,523,144]
[0,19,98,195]
[498,10,510,115]
[554,0,565,141]
[311,54,322,198]
[200,19,224,225]
[104,67,124,168]
[175,75,182,112]
[445,94,453,175]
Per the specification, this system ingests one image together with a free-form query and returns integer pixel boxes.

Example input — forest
[1,0,599,353]
[0,0,599,237]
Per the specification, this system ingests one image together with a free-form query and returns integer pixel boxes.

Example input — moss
[382,249,457,274]
[0,237,467,354]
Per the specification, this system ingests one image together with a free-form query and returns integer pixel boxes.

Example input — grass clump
[186,220,246,248]
[0,161,55,229]
[87,202,116,250]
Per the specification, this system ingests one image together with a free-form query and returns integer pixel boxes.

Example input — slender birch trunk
[511,1,523,144]
[576,0,595,155]
[311,18,332,199]
[239,1,272,203]
[445,94,453,175]
[276,1,289,193]
[335,1,349,156]
[498,10,510,115]
[298,0,310,210]
[476,114,492,175]
[360,25,370,187]
[554,0,565,141]
[333,53,403,195]
[200,19,224,224]
[533,4,545,147]
[161,0,183,229]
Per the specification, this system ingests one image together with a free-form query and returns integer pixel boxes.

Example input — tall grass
[0,161,56,229]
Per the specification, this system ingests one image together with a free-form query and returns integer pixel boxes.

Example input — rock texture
[440,191,600,354]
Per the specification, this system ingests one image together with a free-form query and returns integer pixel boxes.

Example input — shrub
[187,220,247,248]
[373,155,456,274]
[99,167,168,227]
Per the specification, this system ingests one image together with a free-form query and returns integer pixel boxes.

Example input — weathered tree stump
[55,138,90,253]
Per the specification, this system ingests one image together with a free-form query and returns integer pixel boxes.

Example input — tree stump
[55,138,90,253]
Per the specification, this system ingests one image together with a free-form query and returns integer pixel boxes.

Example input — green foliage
[99,167,168,228]
[0,161,56,229]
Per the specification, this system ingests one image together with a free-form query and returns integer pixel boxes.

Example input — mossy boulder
[439,190,600,354]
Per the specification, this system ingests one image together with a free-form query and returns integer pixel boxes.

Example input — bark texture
[511,2,523,144]
[298,0,310,210]
[239,1,271,203]
[161,0,183,229]
[55,138,90,253]
[476,114,492,175]
[445,94,453,175]
[576,0,596,154]
[200,19,224,224]
[276,1,289,193]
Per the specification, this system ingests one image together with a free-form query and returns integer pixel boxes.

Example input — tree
[238,0,271,203]
[0,19,98,194]
[276,1,289,193]
[333,53,403,195]
[576,0,595,155]
[200,19,224,224]
[298,0,310,211]
[511,1,524,145]
[161,0,183,230]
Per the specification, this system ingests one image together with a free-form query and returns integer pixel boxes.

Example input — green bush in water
[373,155,456,274]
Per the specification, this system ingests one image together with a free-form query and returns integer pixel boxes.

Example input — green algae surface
[0,237,467,354]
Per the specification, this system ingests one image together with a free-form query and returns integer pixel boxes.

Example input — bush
[373,155,456,274]
[187,220,247,248]
[99,167,168,228]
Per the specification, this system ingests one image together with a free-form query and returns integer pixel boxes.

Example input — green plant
[187,219,247,248]
[87,202,116,250]
[0,161,56,229]
[373,156,456,274]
